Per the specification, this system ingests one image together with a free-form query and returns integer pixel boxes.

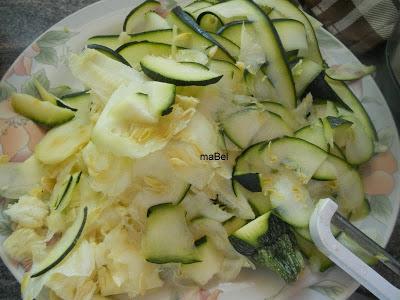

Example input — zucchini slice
[196,0,297,107]
[269,173,314,227]
[295,232,332,272]
[262,137,328,182]
[184,0,214,16]
[140,55,222,86]
[295,119,328,151]
[117,41,175,69]
[232,143,272,216]
[49,172,81,212]
[273,18,308,52]
[35,118,92,164]
[86,35,121,51]
[123,0,161,33]
[31,206,88,277]
[255,0,323,65]
[324,75,377,140]
[142,204,199,264]
[217,20,253,46]
[181,237,224,285]
[222,108,269,149]
[314,154,364,213]
[33,79,57,104]
[251,111,293,144]
[208,32,240,58]
[197,12,223,33]
[223,217,247,235]
[11,93,75,127]
[217,19,306,53]
[87,44,131,66]
[292,58,323,97]
[230,211,271,252]
[167,7,235,61]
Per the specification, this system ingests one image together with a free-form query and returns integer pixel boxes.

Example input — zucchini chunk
[295,119,328,151]
[11,93,75,127]
[31,206,88,277]
[140,55,222,86]
[142,204,199,264]
[230,213,304,282]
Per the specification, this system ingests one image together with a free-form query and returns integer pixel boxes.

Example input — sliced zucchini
[208,59,246,93]
[269,173,314,227]
[244,69,278,101]
[324,75,377,140]
[35,118,91,164]
[123,0,161,33]
[61,90,91,119]
[217,20,253,46]
[223,217,247,235]
[295,119,328,151]
[251,111,293,144]
[273,18,308,52]
[181,237,224,285]
[229,211,271,254]
[202,0,296,107]
[141,55,222,86]
[11,93,75,127]
[314,154,364,213]
[349,198,371,222]
[184,0,214,16]
[142,204,199,264]
[117,41,175,69]
[221,108,269,148]
[86,35,121,51]
[50,172,81,212]
[31,206,88,277]
[295,232,333,272]
[259,101,298,129]
[87,44,131,66]
[197,12,223,33]
[255,0,323,65]
[233,173,262,193]
[262,137,328,182]
[167,7,235,61]
[142,11,171,31]
[292,58,323,97]
[208,32,240,58]
[33,79,57,104]
[311,100,339,120]
[330,143,345,159]
[233,142,272,215]
[325,64,375,81]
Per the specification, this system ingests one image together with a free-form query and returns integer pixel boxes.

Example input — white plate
[1,1,399,299]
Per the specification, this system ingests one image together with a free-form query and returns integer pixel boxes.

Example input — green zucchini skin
[123,0,160,32]
[232,173,262,193]
[140,60,223,86]
[31,206,88,278]
[87,44,132,67]
[172,6,236,61]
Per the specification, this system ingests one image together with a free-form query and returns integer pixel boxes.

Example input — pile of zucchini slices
[3,0,380,298]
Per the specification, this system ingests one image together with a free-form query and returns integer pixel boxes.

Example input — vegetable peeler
[310,198,400,300]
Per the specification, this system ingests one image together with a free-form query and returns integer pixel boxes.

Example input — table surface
[0,1,399,299]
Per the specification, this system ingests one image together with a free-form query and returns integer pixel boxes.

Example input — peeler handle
[309,198,400,300]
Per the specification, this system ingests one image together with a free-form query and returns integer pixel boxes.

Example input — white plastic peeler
[310,198,400,300]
